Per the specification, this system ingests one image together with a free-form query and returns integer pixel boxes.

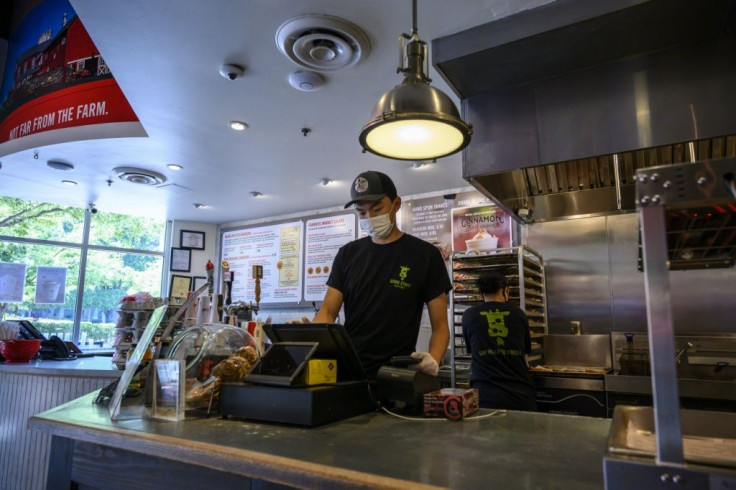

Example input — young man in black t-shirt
[314,171,451,377]
[462,272,537,410]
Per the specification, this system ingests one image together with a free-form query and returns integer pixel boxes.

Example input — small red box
[423,388,479,420]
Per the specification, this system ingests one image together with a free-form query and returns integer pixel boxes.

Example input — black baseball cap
[344,171,397,208]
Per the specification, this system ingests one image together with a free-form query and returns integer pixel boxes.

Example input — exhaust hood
[433,0,736,223]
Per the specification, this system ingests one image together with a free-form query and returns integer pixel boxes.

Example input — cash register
[219,323,377,426]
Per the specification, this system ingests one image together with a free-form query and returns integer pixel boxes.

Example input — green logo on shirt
[390,265,412,289]
[480,309,509,346]
[399,266,410,280]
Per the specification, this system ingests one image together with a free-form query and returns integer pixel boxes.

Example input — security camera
[219,63,245,81]
[88,203,98,214]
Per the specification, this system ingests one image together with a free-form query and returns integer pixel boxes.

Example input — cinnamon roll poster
[451,205,512,252]
[402,190,492,261]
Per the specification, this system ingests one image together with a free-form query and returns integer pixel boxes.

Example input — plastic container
[166,324,259,409]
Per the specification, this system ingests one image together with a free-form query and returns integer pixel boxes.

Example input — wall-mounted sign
[304,214,356,302]
[221,221,304,304]
[451,204,512,252]
[402,190,492,261]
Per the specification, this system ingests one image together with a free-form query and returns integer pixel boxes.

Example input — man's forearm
[427,328,450,364]
[313,308,336,323]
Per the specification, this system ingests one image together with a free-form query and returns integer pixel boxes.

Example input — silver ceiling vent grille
[276,14,370,72]
[112,167,166,186]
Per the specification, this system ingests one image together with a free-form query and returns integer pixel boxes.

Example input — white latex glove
[408,352,439,377]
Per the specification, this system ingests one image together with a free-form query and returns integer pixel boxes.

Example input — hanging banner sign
[0,0,144,156]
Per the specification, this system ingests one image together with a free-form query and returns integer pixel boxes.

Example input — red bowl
[0,339,42,363]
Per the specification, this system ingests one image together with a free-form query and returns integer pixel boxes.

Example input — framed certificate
[170,248,191,272]
[169,275,192,299]
[180,230,205,250]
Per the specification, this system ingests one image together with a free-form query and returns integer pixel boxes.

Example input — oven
[531,368,610,417]
[530,334,613,417]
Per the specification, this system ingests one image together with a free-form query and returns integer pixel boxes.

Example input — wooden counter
[0,357,120,490]
[30,391,612,489]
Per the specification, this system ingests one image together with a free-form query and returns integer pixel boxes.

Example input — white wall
[165,220,218,297]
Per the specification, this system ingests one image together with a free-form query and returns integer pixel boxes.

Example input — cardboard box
[423,388,479,419]
[300,359,337,385]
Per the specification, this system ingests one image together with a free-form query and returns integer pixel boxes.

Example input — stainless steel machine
[603,158,736,488]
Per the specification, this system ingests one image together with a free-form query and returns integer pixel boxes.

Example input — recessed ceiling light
[167,164,183,171]
[61,180,77,186]
[193,203,206,209]
[47,160,74,171]
[229,121,248,131]
[319,178,333,186]
[249,191,263,198]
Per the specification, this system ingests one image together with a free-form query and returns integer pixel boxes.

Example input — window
[0,196,167,351]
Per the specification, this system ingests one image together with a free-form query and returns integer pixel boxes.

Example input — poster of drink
[0,262,27,303]
[34,266,67,304]
[451,205,512,253]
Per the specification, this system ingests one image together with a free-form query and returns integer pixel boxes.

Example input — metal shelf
[449,245,549,386]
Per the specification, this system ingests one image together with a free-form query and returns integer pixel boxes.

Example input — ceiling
[0,0,551,224]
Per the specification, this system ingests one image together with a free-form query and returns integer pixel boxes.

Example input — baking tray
[607,405,736,468]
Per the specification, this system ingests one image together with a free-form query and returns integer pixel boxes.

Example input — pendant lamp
[359,0,472,161]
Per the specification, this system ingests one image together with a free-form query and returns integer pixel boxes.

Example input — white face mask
[359,203,395,239]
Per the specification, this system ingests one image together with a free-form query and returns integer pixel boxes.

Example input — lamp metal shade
[359,81,472,160]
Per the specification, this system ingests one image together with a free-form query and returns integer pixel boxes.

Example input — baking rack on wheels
[603,158,736,489]
[449,246,548,387]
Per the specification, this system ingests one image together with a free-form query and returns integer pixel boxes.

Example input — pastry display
[233,345,258,364]
[168,324,259,409]
[453,271,477,281]
[185,377,221,406]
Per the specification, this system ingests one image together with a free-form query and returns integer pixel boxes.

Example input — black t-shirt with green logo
[462,301,536,410]
[327,234,451,376]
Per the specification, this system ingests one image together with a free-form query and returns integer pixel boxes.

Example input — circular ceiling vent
[276,14,370,72]
[112,167,167,186]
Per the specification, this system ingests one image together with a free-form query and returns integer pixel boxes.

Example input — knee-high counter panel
[29,391,611,489]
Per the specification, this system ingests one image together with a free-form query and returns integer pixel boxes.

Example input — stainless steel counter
[605,374,736,401]
[30,391,613,489]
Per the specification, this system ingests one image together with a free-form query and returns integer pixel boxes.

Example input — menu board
[402,190,491,262]
[221,221,304,304]
[304,214,356,301]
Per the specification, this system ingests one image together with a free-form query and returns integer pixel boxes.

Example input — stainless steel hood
[433,0,736,223]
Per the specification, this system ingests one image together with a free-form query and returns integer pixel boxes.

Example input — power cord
[379,404,506,422]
